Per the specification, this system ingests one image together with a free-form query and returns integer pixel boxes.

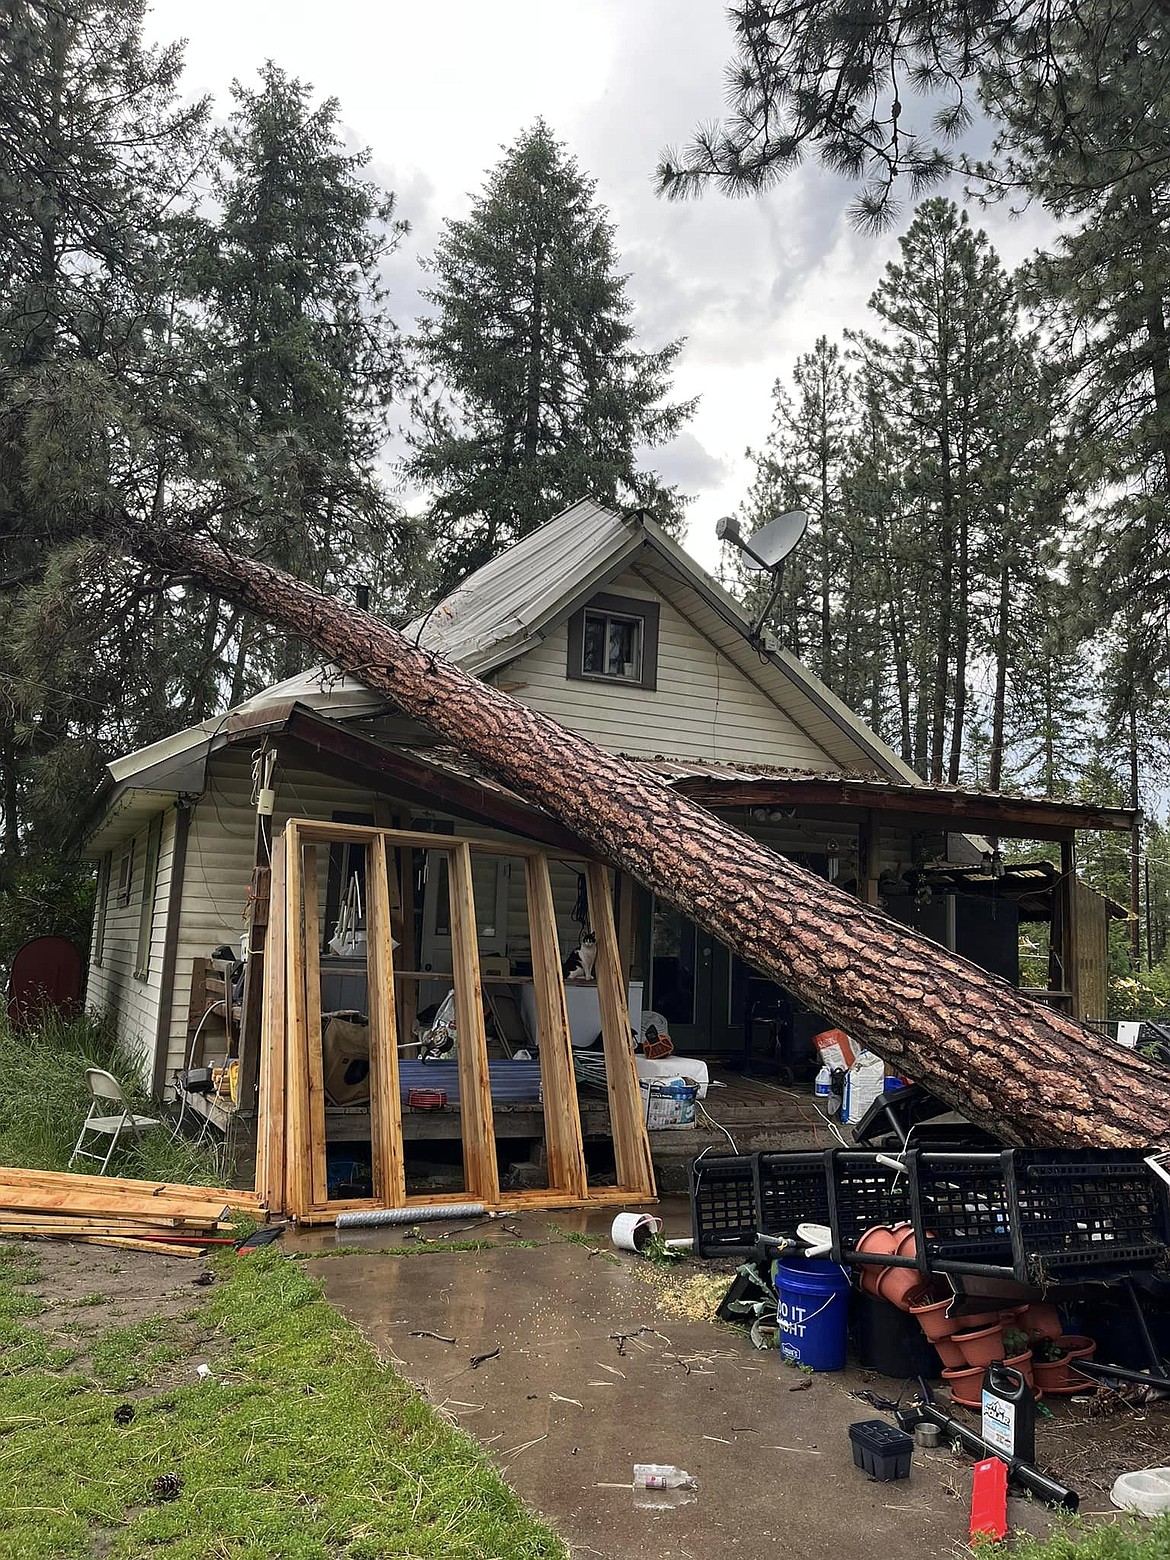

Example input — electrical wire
[697,1100,740,1154]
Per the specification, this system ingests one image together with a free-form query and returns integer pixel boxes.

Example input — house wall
[494,566,840,769]
[85,806,176,1075]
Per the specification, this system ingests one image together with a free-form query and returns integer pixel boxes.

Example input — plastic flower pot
[1020,1303,1063,1342]
[1060,1335,1096,1361]
[1003,1349,1035,1388]
[933,1335,967,1370]
[942,1364,984,1409]
[954,1322,1007,1369]
[876,1263,925,1312]
[950,1309,999,1332]
[855,1225,899,1257]
[1033,1350,1073,1393]
[910,1294,960,1342]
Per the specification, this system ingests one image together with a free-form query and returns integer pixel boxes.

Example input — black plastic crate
[1006,1150,1170,1283]
[827,1149,913,1262]
[909,1150,1015,1277]
[754,1150,832,1237]
[690,1153,758,1258]
[849,1419,913,1481]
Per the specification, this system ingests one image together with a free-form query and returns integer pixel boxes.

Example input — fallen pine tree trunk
[115,522,1170,1147]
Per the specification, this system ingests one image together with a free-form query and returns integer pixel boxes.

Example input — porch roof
[634,758,1138,838]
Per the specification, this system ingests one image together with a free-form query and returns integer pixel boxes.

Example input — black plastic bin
[754,1149,832,1237]
[909,1149,1015,1278]
[849,1419,913,1481]
[690,1153,758,1258]
[853,1291,941,1379]
[827,1150,913,1262]
[1006,1149,1170,1283]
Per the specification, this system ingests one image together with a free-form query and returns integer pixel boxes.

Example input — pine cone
[149,1472,183,1503]
[112,1404,135,1426]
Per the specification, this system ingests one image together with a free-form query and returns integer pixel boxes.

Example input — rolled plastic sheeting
[335,1203,486,1228]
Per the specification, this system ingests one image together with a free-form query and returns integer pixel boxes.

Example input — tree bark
[113,521,1170,1148]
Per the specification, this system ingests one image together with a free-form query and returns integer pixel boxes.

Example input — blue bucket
[773,1257,851,1371]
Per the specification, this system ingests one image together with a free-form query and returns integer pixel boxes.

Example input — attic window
[567,592,659,691]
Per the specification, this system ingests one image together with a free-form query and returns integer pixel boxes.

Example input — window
[92,854,111,967]
[566,592,659,691]
[115,840,135,908]
[134,816,163,980]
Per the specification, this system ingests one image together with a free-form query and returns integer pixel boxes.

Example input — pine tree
[408,121,695,588]
[191,63,413,693]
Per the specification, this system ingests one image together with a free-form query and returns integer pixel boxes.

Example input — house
[80,501,1134,1197]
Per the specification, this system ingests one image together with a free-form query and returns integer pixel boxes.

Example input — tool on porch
[970,1457,1009,1542]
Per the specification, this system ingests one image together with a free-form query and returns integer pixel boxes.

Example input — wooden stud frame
[257,821,655,1219]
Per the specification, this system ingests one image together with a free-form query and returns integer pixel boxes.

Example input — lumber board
[258,830,287,1214]
[291,819,541,856]
[0,1166,259,1205]
[524,852,588,1199]
[366,836,406,1207]
[447,841,499,1204]
[586,861,656,1199]
[395,842,418,1043]
[283,822,312,1219]
[0,1220,213,1238]
[302,844,330,1210]
[70,1235,206,1257]
[0,1187,230,1220]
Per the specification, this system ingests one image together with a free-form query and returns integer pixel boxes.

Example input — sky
[144,0,1057,570]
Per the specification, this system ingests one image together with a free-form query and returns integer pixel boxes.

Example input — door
[647,897,716,1052]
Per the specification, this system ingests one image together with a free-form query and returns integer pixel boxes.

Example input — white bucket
[611,1212,664,1252]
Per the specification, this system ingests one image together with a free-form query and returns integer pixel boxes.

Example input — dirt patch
[3,1236,216,1376]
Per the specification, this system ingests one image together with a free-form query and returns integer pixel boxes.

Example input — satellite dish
[739,510,808,572]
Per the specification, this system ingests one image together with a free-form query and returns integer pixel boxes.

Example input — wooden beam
[857,810,881,906]
[283,821,312,1219]
[524,853,588,1198]
[366,835,406,1207]
[256,831,287,1213]
[301,844,329,1211]
[586,861,655,1198]
[673,777,1137,835]
[291,817,543,856]
[1060,838,1081,1020]
[396,842,418,1045]
[446,841,499,1203]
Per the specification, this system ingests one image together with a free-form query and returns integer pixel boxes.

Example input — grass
[0,1241,568,1560]
[0,1010,229,1185]
[989,1516,1170,1557]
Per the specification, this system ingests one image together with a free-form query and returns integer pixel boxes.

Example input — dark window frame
[133,814,164,981]
[92,854,111,968]
[566,591,660,691]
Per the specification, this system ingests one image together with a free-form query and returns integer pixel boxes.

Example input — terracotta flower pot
[1033,1352,1074,1393]
[933,1335,967,1370]
[877,1263,925,1312]
[1059,1335,1096,1361]
[859,1265,884,1297]
[1020,1303,1063,1342]
[910,1294,960,1342]
[954,1322,1006,1369]
[1003,1349,1034,1388]
[855,1225,898,1257]
[950,1309,999,1332]
[942,1364,984,1409]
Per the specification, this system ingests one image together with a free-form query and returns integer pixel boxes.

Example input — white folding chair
[68,1068,162,1174]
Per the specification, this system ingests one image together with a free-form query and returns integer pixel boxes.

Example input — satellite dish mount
[715,509,808,647]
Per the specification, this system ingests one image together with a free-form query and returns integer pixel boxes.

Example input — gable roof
[241,500,919,781]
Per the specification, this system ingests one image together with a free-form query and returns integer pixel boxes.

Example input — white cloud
[144,0,1060,574]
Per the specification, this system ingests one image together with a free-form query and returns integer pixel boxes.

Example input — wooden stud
[291,818,541,857]
[283,821,312,1219]
[587,861,655,1198]
[446,841,499,1203]
[524,853,588,1198]
[396,844,418,1047]
[366,835,406,1207]
[256,831,287,1213]
[301,844,330,1210]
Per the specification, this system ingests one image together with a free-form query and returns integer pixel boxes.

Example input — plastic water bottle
[633,1465,698,1490]
[814,1064,833,1109]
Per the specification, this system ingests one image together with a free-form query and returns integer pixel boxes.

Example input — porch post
[857,810,881,906]
[1059,836,1081,1019]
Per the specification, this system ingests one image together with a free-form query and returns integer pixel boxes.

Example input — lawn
[0,1239,567,1560]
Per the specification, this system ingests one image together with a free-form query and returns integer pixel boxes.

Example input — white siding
[85,806,175,1082]
[495,566,839,769]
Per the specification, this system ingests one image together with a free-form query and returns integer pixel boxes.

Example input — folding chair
[68,1068,162,1174]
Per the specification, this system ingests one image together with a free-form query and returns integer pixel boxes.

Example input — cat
[563,932,597,981]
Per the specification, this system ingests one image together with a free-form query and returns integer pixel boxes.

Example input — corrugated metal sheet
[398,1060,542,1105]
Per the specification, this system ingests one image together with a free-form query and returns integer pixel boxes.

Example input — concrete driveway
[307,1207,1050,1559]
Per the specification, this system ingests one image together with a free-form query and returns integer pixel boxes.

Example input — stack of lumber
[0,1167,265,1257]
